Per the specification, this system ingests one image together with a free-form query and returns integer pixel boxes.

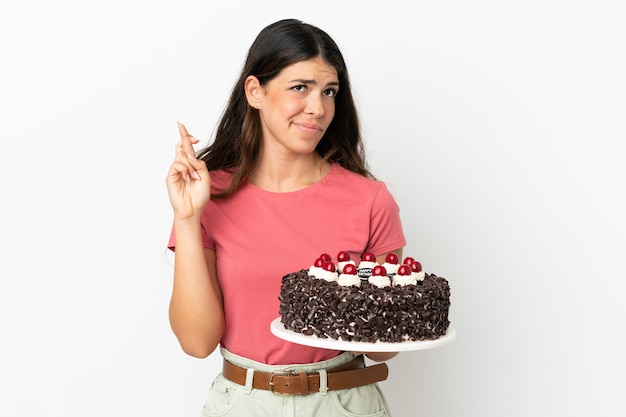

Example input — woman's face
[257,56,339,158]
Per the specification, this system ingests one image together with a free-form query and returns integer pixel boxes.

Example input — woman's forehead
[275,57,339,83]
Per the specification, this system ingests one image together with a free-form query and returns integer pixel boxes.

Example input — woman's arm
[168,230,224,358]
[166,122,225,358]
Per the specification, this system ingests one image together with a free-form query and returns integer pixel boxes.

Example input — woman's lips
[293,122,323,133]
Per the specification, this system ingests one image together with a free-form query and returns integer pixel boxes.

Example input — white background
[1,1,625,416]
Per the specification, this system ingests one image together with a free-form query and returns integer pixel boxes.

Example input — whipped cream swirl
[308,265,324,279]
[412,271,426,282]
[382,262,399,275]
[392,274,417,286]
[313,269,338,282]
[338,260,356,273]
[338,273,361,287]
[368,274,391,288]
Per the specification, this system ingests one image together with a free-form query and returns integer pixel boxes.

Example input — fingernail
[186,152,197,161]
[193,171,200,180]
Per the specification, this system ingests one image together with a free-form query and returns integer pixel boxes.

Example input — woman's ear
[244,75,262,108]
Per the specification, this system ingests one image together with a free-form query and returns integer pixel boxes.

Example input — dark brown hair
[197,19,372,198]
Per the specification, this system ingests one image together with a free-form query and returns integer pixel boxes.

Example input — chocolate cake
[278,252,451,343]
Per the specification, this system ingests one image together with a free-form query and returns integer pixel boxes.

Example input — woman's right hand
[166,122,211,221]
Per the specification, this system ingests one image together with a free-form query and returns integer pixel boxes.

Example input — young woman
[166,18,406,416]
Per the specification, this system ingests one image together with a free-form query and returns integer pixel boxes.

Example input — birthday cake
[278,252,451,343]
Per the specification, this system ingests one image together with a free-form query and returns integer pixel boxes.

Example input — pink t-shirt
[168,163,406,365]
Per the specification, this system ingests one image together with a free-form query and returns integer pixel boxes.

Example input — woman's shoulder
[327,163,386,190]
[209,168,236,193]
[323,164,401,215]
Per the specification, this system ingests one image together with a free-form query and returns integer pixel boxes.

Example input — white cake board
[270,318,456,352]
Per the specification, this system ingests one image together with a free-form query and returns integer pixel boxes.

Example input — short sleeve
[167,226,176,251]
[366,183,406,255]
[167,221,215,252]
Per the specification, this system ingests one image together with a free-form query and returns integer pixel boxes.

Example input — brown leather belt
[222,355,389,395]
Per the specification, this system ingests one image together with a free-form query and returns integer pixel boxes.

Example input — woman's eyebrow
[289,78,340,88]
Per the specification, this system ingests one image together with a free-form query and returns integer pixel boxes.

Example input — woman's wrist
[173,215,203,227]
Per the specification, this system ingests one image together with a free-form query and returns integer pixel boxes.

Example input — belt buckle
[268,370,296,396]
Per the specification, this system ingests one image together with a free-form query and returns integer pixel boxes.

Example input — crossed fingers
[175,121,201,181]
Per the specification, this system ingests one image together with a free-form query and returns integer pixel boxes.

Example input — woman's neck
[249,152,331,193]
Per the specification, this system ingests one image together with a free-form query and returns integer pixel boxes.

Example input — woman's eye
[324,89,338,97]
[292,85,306,92]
